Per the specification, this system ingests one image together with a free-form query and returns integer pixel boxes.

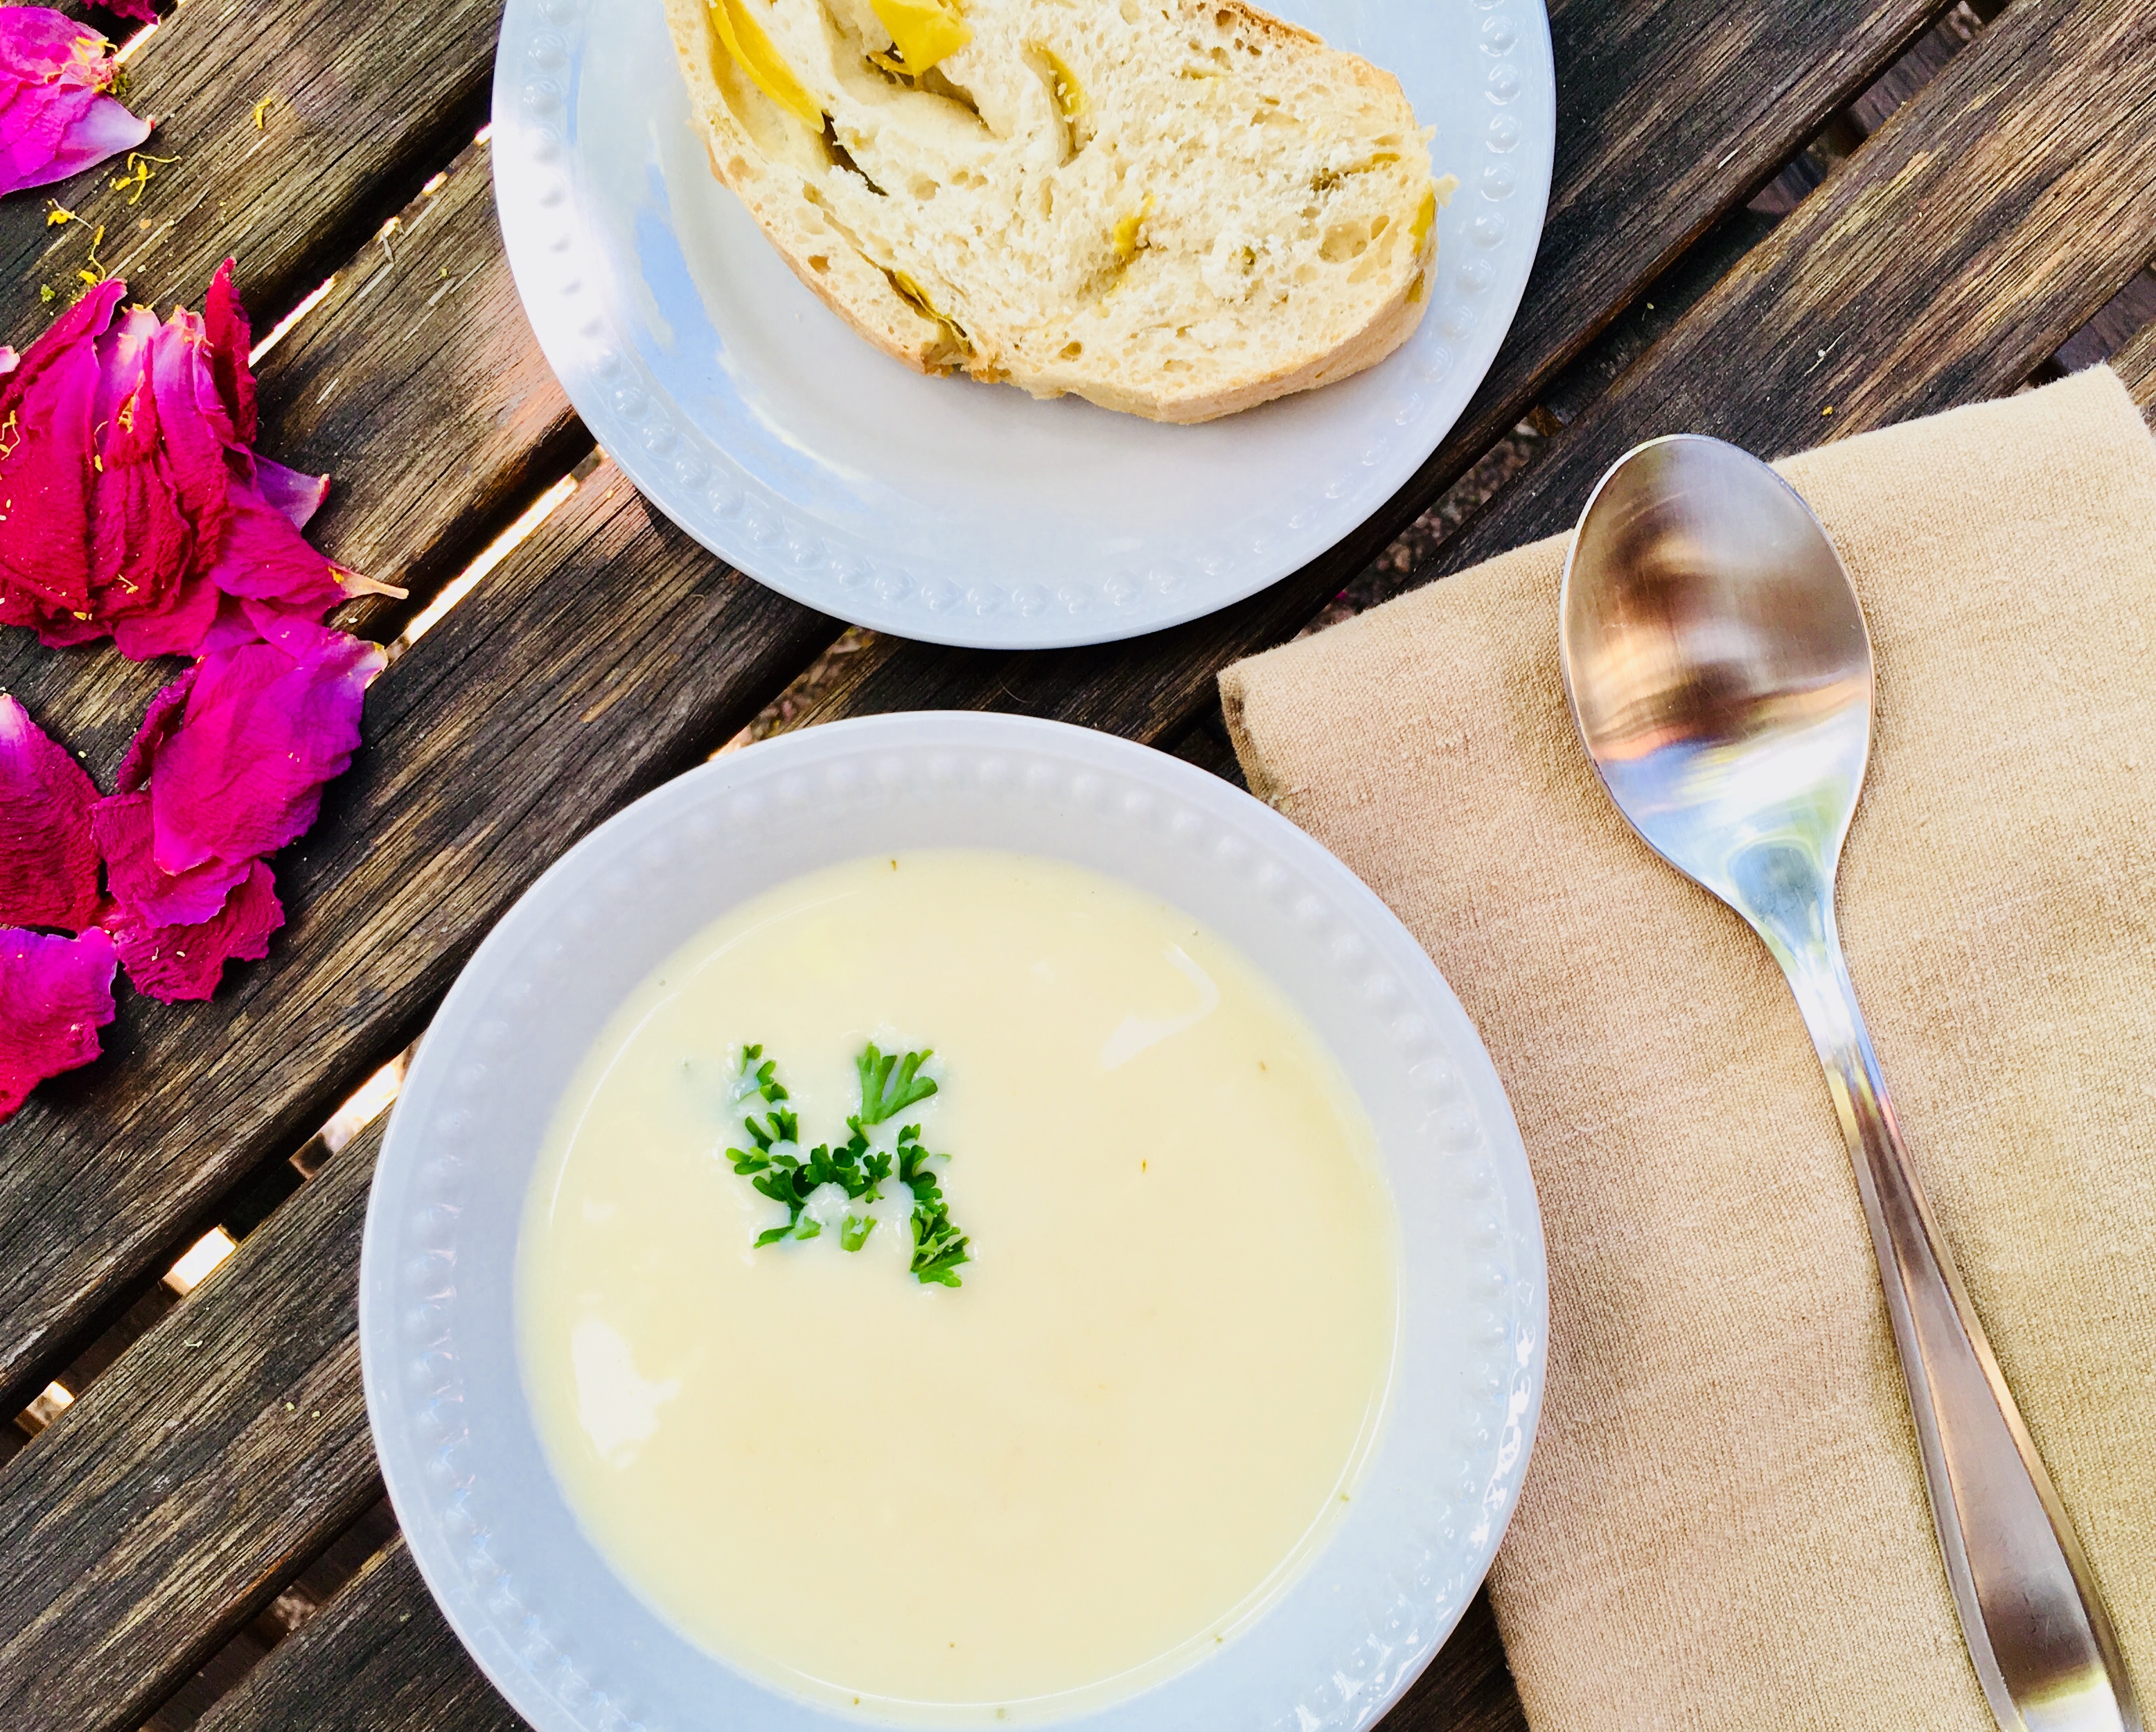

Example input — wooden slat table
[1,0,2152,1726]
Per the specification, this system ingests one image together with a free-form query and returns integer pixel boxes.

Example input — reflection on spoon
[572,1313,682,1467]
[1100,946,1220,1070]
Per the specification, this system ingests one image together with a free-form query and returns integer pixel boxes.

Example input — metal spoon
[1557,434,2141,1732]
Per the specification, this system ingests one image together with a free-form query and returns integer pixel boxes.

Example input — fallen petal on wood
[0,926,116,1120]
[0,10,151,200]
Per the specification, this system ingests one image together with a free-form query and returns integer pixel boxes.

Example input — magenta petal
[28,604,109,648]
[0,925,116,1121]
[0,696,103,931]
[89,340,200,637]
[235,601,342,658]
[0,346,17,378]
[0,10,118,78]
[109,858,281,1003]
[0,13,149,198]
[148,632,382,874]
[90,302,159,430]
[113,665,195,795]
[145,310,235,542]
[202,258,258,446]
[90,788,249,926]
[201,470,346,616]
[195,592,271,655]
[41,89,151,186]
[0,278,123,615]
[252,454,330,530]
[103,0,159,23]
[108,565,218,660]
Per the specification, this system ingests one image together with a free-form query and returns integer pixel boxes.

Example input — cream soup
[517,849,1398,1722]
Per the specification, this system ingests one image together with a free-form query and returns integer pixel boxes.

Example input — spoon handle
[1784,945,2141,1732]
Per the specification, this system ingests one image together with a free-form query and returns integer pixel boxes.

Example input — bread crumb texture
[668,0,1446,421]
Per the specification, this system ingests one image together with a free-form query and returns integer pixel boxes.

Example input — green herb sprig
[856,1042,938,1124]
[897,1122,971,1287]
[725,1043,971,1286]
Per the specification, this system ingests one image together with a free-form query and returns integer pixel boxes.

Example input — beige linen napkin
[1221,369,2156,1730]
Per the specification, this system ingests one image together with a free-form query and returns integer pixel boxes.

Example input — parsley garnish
[726,1043,971,1286]
[856,1042,938,1124]
[897,1122,971,1287]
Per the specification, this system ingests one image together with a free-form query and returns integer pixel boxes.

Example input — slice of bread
[666,0,1448,422]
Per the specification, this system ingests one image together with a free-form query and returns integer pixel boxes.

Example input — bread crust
[665,0,1438,423]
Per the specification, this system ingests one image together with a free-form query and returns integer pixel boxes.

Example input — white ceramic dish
[361,712,1546,1732]
[491,0,1555,648]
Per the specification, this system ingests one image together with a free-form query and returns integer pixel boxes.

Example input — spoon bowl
[1560,435,1872,946]
[1559,434,2140,1732]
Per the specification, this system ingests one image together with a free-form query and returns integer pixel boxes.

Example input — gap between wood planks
[0,3,2139,1717]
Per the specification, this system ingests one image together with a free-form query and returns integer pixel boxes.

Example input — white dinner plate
[362,712,1546,1731]
[490,0,1554,648]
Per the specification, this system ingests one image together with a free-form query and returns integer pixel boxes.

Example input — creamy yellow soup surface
[518,849,1399,1722]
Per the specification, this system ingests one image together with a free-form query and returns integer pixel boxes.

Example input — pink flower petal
[89,789,248,927]
[147,630,382,875]
[0,346,17,378]
[96,668,251,924]
[40,88,152,186]
[201,468,348,617]
[0,925,116,1121]
[0,13,150,198]
[203,258,257,447]
[0,10,118,85]
[107,858,281,1003]
[0,278,124,619]
[107,565,218,659]
[195,592,271,655]
[103,0,159,22]
[112,664,191,794]
[143,305,234,555]
[142,301,348,624]
[89,301,158,429]
[0,265,365,660]
[87,326,198,628]
[253,454,330,530]
[0,695,103,931]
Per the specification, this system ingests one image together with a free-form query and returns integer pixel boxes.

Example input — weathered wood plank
[1508,0,1949,399]
[1329,0,1955,599]
[0,1124,383,1732]
[2115,319,2156,416]
[1,0,500,355]
[0,132,585,778]
[0,471,834,1420]
[790,0,2156,748]
[193,1538,524,1732]
[260,139,588,621]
